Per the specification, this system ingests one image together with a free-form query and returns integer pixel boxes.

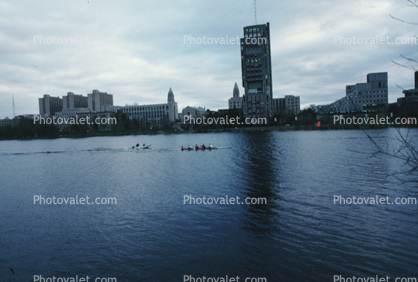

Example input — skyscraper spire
[233,82,240,98]
[254,0,257,24]
[12,94,15,118]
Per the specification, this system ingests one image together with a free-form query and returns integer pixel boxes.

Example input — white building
[122,88,178,127]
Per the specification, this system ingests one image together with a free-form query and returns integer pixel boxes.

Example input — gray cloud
[0,0,417,118]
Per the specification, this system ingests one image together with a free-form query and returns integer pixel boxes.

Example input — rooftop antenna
[12,94,15,118]
[254,0,257,24]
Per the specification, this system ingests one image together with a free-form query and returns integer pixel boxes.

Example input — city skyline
[1,0,417,118]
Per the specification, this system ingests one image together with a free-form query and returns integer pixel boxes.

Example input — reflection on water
[0,129,416,281]
[236,132,281,235]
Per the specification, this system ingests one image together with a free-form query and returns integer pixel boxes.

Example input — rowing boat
[181,146,231,151]
[132,144,151,149]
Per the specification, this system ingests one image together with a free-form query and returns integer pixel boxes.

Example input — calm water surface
[0,129,417,281]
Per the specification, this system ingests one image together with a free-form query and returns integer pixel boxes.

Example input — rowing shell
[181,146,231,151]
[132,145,152,149]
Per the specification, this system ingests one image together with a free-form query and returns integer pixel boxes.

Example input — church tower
[228,82,243,109]
[167,87,178,123]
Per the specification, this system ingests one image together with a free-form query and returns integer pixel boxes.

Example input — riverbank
[1,123,416,141]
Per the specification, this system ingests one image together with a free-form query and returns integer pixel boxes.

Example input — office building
[39,94,63,116]
[318,72,388,114]
[88,90,113,113]
[241,22,273,119]
[63,92,88,111]
[122,88,178,127]
[273,95,300,117]
[399,71,418,106]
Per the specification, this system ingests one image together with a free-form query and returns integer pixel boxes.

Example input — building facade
[318,72,388,114]
[63,92,88,111]
[241,22,273,120]
[122,88,178,127]
[88,90,114,113]
[399,71,418,106]
[228,82,243,109]
[273,95,300,117]
[0,117,20,127]
[39,94,63,116]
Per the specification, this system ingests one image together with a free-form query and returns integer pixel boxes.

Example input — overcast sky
[0,0,417,118]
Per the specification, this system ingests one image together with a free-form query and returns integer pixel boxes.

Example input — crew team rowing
[181,144,214,150]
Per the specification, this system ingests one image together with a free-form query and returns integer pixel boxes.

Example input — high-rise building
[63,92,88,111]
[228,82,243,109]
[241,22,273,120]
[318,72,388,114]
[88,90,113,113]
[415,71,418,89]
[39,94,63,116]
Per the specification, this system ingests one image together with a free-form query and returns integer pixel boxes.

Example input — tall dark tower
[241,22,273,120]
[415,71,418,89]
[233,82,240,98]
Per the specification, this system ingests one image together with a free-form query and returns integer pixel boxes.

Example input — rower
[202,144,206,149]
[195,144,199,150]
[136,143,139,148]
[208,144,213,149]
[181,146,184,151]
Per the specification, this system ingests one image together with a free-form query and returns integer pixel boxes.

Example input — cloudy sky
[0,0,417,118]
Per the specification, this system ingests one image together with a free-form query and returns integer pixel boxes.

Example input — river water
[0,129,417,281]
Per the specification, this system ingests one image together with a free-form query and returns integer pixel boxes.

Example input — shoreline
[1,124,416,141]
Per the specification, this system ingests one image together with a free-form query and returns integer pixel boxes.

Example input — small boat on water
[132,144,151,149]
[138,144,151,149]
